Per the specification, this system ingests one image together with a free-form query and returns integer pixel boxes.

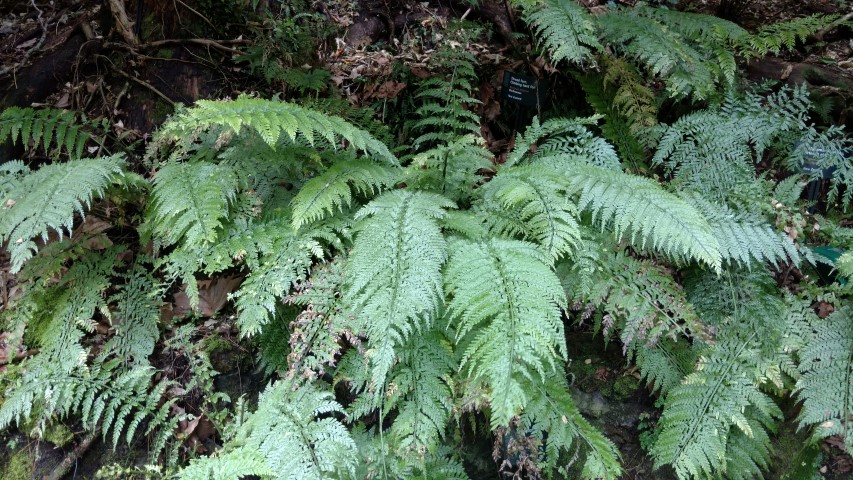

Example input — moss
[202,334,237,373]
[154,48,174,59]
[149,100,175,126]
[610,375,641,401]
[0,447,33,479]
[42,422,73,447]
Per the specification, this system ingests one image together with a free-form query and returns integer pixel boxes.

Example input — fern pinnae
[148,160,239,249]
[291,158,399,231]
[346,190,454,389]
[563,165,722,272]
[795,307,853,455]
[157,96,398,166]
[0,156,124,272]
[522,372,622,479]
[519,0,601,65]
[445,238,567,427]
[0,106,92,158]
[481,165,581,261]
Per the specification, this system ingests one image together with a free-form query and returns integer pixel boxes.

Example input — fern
[563,249,704,349]
[686,193,799,269]
[480,165,580,261]
[387,329,455,460]
[650,331,783,478]
[148,160,239,249]
[598,8,718,99]
[518,0,601,65]
[180,379,357,480]
[232,228,322,335]
[795,307,853,455]
[156,96,398,166]
[445,238,566,427]
[742,14,840,56]
[0,156,124,272]
[345,190,454,388]
[411,44,481,148]
[0,359,173,448]
[405,134,492,202]
[0,106,92,158]
[103,262,163,365]
[562,164,722,272]
[291,158,399,231]
[505,116,615,169]
[521,372,622,479]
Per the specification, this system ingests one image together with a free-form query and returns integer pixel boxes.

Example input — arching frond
[564,165,722,272]
[0,156,123,272]
[445,238,566,427]
[345,190,454,388]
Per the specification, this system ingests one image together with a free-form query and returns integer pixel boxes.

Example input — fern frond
[505,116,608,169]
[0,156,123,272]
[651,332,783,478]
[232,229,322,336]
[563,165,722,272]
[0,106,91,158]
[183,379,357,479]
[445,238,566,427]
[520,0,601,65]
[148,161,239,249]
[346,190,454,388]
[388,330,454,459]
[567,249,705,349]
[631,338,695,397]
[599,9,717,99]
[157,96,398,165]
[601,55,658,137]
[103,262,162,365]
[179,447,274,480]
[291,158,399,230]
[522,372,622,479]
[687,193,799,269]
[795,306,853,455]
[405,134,492,202]
[284,257,352,379]
[743,14,840,56]
[0,358,173,449]
[481,165,580,261]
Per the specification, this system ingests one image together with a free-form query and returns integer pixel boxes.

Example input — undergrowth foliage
[0,3,852,480]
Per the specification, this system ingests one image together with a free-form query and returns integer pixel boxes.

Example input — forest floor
[1,0,852,478]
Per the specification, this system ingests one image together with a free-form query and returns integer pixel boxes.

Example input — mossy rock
[610,375,641,401]
[42,422,74,447]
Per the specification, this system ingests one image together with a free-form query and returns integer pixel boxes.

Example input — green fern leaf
[388,330,455,459]
[520,0,601,65]
[445,238,567,427]
[796,307,853,455]
[563,165,722,272]
[346,190,454,388]
[687,193,799,268]
[0,156,123,272]
[148,161,238,249]
[291,158,399,231]
[481,165,581,261]
[157,97,398,165]
[0,107,91,158]
[180,447,274,480]
[522,372,622,479]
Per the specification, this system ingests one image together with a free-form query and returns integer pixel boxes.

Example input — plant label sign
[502,72,541,107]
[801,146,837,179]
